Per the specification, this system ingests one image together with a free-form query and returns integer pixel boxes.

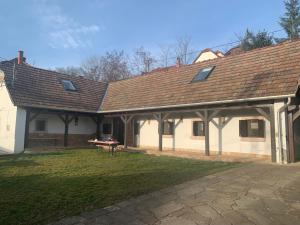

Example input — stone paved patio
[50,163,300,225]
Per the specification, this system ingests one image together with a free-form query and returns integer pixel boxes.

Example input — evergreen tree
[279,0,300,39]
[240,29,273,51]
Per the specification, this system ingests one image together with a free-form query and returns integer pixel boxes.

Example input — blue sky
[0,0,287,69]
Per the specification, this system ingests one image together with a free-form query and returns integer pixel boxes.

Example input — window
[162,121,174,135]
[192,66,215,82]
[103,123,112,134]
[239,119,265,138]
[35,119,47,132]
[193,121,205,136]
[62,80,77,91]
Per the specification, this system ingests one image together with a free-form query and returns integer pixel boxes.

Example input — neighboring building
[1,40,300,164]
[193,49,224,63]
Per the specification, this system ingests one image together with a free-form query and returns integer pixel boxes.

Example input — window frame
[61,79,77,91]
[239,119,265,140]
[162,120,174,136]
[35,119,48,133]
[192,120,205,138]
[191,66,215,83]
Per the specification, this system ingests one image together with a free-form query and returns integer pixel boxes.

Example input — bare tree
[81,50,131,82]
[131,46,157,74]
[56,66,83,76]
[99,50,131,82]
[174,36,193,64]
[81,56,102,81]
[158,44,173,67]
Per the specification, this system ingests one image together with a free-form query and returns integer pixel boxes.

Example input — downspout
[278,97,291,163]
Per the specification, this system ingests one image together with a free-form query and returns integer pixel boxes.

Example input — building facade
[1,40,300,163]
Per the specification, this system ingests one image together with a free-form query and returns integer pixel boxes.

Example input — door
[113,118,124,145]
[294,117,300,161]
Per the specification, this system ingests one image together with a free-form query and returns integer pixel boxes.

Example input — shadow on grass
[0,161,239,225]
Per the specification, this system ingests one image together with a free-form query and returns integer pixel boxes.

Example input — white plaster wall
[0,84,26,153]
[137,114,272,156]
[195,51,218,63]
[29,114,96,135]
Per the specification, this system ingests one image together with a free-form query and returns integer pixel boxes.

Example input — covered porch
[104,101,280,163]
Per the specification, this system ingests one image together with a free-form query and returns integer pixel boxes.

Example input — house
[1,40,300,164]
[193,48,224,63]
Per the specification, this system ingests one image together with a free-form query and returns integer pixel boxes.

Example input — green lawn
[0,149,239,225]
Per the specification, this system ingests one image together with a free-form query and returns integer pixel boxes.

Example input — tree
[131,46,157,74]
[81,50,131,82]
[55,66,83,76]
[174,36,193,64]
[279,0,300,39]
[158,44,173,67]
[240,29,273,51]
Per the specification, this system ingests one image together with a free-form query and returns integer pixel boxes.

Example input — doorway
[293,117,300,161]
[113,117,124,145]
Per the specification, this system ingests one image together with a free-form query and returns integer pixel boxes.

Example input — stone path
[50,163,300,225]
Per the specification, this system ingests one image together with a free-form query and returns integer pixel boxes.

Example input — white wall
[137,113,272,156]
[29,114,96,135]
[195,51,218,63]
[0,83,26,153]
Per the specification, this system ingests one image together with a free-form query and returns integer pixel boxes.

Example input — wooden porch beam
[208,110,221,121]
[195,111,205,121]
[293,106,300,122]
[120,115,135,149]
[256,108,270,121]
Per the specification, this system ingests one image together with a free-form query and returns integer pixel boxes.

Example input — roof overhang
[98,94,295,114]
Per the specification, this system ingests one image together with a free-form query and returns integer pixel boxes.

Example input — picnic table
[88,139,119,155]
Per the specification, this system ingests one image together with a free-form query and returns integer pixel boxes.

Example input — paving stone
[151,201,184,218]
[48,163,300,225]
[156,216,198,225]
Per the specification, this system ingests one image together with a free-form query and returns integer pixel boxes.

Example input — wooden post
[64,114,69,147]
[288,111,295,163]
[157,113,163,151]
[270,106,277,162]
[120,115,134,149]
[96,116,101,139]
[204,110,210,156]
[24,110,31,150]
[218,117,222,155]
[124,115,128,149]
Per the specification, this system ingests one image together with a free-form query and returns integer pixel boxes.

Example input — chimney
[18,50,24,64]
[176,57,181,67]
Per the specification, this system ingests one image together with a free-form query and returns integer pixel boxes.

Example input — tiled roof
[0,60,108,112]
[100,40,300,112]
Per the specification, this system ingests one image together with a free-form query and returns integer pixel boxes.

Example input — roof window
[62,80,77,91]
[192,66,215,82]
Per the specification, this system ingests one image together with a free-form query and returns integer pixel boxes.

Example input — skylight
[192,66,215,82]
[62,80,77,91]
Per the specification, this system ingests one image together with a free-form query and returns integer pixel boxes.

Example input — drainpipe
[278,97,291,164]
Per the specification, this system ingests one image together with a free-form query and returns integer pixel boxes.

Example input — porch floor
[124,147,271,163]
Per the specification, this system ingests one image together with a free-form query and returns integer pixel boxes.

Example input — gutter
[98,94,295,114]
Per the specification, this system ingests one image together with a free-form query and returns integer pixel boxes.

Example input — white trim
[98,94,295,113]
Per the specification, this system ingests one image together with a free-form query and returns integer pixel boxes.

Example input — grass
[0,149,239,225]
